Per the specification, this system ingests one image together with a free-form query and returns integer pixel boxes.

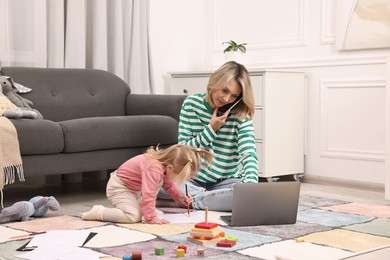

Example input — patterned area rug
[0,195,390,260]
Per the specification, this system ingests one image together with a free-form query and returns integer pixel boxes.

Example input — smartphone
[217,96,243,117]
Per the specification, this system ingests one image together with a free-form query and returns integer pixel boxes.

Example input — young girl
[82,144,213,224]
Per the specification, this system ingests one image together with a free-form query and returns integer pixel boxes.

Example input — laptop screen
[221,182,301,226]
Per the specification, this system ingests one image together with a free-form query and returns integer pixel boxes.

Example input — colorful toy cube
[177,244,187,253]
[197,247,205,256]
[176,248,185,258]
[155,247,165,255]
[217,239,236,247]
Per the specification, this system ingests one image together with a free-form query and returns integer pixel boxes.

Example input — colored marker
[185,184,190,217]
[10,231,46,239]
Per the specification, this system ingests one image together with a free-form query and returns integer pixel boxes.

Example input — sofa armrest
[126,94,186,121]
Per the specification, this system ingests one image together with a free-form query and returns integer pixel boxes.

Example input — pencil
[185,184,190,217]
[9,231,46,239]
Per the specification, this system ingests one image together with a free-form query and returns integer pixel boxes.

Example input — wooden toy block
[132,250,142,260]
[194,222,218,229]
[217,239,236,247]
[191,226,222,234]
[187,235,224,246]
[197,247,205,256]
[177,244,187,253]
[190,232,221,239]
[225,236,239,241]
[191,231,225,240]
[176,248,185,258]
[190,227,223,239]
[155,247,165,255]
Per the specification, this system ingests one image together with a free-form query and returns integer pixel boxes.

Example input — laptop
[220,181,301,226]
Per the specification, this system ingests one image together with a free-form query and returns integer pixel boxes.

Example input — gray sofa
[1,67,186,178]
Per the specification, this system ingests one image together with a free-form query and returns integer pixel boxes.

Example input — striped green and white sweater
[178,93,258,183]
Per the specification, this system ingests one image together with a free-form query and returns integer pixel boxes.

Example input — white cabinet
[169,72,211,96]
[170,70,305,180]
[251,71,305,180]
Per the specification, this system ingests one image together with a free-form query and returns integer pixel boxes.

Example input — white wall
[149,0,390,192]
[1,0,389,193]
[149,0,209,93]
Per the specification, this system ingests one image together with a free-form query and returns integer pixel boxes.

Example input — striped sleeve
[178,95,217,149]
[237,119,259,183]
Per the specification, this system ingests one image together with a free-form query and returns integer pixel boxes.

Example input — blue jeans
[157,178,241,212]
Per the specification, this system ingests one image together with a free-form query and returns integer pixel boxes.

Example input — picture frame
[335,0,390,50]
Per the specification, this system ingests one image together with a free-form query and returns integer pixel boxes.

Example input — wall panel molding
[212,0,307,52]
[320,0,336,44]
[320,78,386,161]
[246,56,387,70]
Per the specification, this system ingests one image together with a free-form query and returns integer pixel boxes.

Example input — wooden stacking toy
[187,207,224,245]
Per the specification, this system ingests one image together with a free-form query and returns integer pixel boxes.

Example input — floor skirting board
[303,175,385,193]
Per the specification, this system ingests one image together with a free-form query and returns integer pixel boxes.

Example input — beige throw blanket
[0,117,24,190]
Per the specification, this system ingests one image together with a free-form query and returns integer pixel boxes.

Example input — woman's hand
[210,108,229,131]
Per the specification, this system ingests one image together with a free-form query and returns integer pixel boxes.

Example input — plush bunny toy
[0,196,60,223]
[0,76,43,119]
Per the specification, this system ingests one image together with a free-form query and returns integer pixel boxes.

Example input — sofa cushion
[2,67,130,122]
[59,115,179,153]
[11,119,64,155]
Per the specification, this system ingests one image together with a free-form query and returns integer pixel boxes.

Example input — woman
[158,61,258,211]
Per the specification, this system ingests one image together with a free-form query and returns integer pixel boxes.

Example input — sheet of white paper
[16,244,108,260]
[162,211,205,223]
[26,230,91,248]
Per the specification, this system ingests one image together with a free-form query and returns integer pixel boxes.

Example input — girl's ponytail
[173,146,213,184]
[147,144,213,184]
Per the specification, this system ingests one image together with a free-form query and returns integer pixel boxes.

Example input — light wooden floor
[2,175,390,259]
[301,182,389,206]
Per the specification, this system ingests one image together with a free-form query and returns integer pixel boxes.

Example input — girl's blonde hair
[205,61,255,120]
[146,144,213,184]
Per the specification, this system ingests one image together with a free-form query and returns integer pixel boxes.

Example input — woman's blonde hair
[146,144,213,184]
[205,61,255,120]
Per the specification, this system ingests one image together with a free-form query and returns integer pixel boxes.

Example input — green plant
[223,40,247,53]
